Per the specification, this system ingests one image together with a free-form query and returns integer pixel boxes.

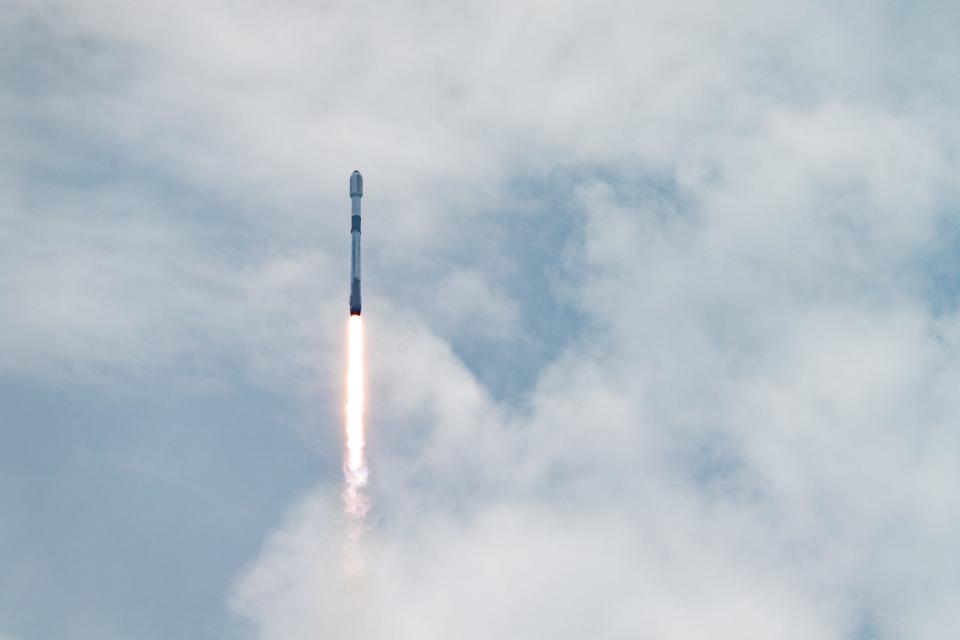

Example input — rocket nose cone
[350,171,363,197]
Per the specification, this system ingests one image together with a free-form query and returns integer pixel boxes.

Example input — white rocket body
[349,171,363,315]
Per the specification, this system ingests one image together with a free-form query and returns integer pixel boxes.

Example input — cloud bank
[3,0,960,638]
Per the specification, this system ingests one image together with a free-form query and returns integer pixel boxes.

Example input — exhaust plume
[343,314,368,572]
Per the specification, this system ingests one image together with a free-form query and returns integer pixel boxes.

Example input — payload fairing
[349,170,363,315]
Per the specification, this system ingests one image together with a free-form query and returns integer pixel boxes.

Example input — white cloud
[3,0,960,638]
[431,270,519,341]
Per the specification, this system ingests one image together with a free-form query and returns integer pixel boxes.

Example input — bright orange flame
[344,315,368,572]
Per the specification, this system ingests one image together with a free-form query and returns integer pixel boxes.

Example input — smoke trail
[344,315,369,573]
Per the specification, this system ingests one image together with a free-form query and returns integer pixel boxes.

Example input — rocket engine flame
[343,314,368,571]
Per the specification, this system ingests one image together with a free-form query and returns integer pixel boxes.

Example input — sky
[2,1,960,638]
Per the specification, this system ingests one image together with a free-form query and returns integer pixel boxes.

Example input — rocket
[349,170,363,315]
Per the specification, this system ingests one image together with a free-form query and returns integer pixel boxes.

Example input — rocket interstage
[349,170,362,316]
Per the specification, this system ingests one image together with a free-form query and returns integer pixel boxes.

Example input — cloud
[431,270,519,340]
[236,494,847,639]
[3,0,960,638]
